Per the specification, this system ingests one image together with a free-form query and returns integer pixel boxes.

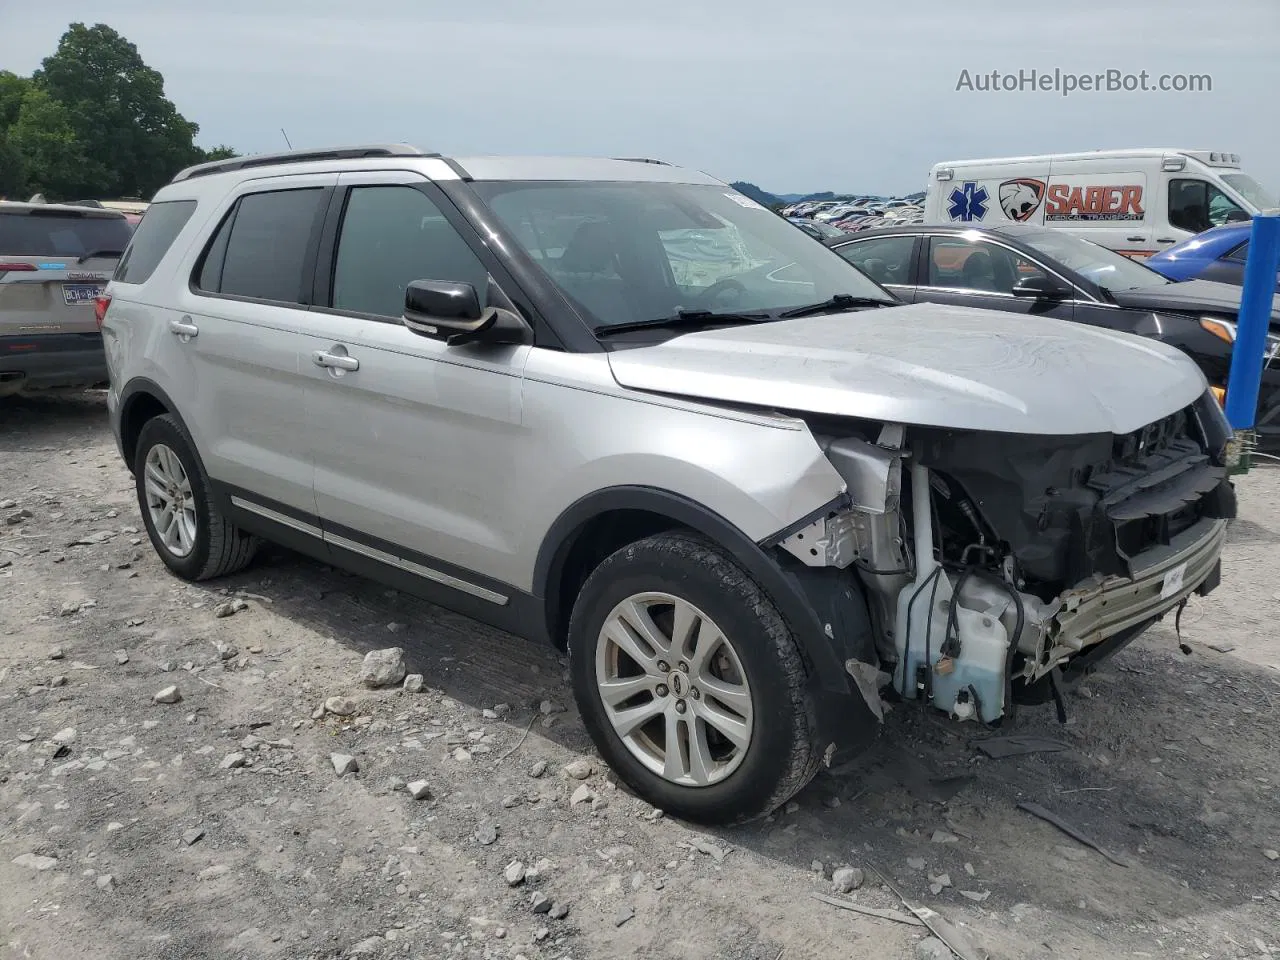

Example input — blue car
[1146,223,1280,292]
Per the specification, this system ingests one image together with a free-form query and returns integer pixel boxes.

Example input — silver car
[101,145,1235,824]
[0,200,132,397]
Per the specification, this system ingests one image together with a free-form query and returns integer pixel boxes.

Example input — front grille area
[917,400,1238,599]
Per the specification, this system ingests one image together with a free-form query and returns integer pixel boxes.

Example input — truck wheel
[568,531,823,824]
[133,414,258,581]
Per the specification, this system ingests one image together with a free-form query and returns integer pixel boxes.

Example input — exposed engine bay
[778,389,1237,724]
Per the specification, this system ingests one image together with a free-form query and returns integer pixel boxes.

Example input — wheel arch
[534,485,869,698]
[117,377,189,472]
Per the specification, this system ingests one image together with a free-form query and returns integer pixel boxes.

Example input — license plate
[1160,561,1188,600]
[62,283,104,305]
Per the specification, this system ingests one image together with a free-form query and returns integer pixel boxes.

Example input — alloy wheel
[595,592,754,787]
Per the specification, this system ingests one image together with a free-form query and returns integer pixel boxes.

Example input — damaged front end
[775,389,1236,725]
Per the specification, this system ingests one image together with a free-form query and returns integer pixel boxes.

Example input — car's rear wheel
[133,414,258,581]
[568,531,823,824]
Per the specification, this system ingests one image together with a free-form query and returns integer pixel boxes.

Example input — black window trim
[187,183,334,310]
[1225,239,1249,263]
[306,177,565,350]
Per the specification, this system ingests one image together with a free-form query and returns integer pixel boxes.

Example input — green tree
[201,145,239,162]
[30,22,208,198]
[7,88,88,198]
[0,71,33,196]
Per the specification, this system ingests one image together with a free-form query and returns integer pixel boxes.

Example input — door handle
[1155,237,1176,244]
[312,350,359,372]
[168,317,199,339]
[1126,236,1145,243]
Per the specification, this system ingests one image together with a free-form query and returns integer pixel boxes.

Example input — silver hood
[607,302,1207,435]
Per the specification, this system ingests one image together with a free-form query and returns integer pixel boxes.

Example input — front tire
[568,531,823,824]
[133,414,258,581]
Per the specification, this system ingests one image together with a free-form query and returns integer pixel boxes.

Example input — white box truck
[923,149,1277,258]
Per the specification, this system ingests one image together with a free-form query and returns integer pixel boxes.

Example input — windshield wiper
[76,249,124,263]
[594,308,773,337]
[777,293,895,318]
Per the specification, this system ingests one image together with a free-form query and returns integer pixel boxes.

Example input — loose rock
[216,642,239,661]
[181,828,205,846]
[931,830,959,844]
[359,647,407,688]
[1264,849,1279,861]
[212,598,248,618]
[331,753,359,777]
[153,685,182,704]
[528,760,547,778]
[504,861,526,887]
[220,752,247,770]
[12,853,58,871]
[549,902,569,920]
[406,780,431,800]
[562,758,593,780]
[832,866,864,894]
[474,823,498,845]
[570,784,596,809]
[614,906,635,928]
[49,647,65,660]
[324,696,357,717]
[452,747,472,763]
[95,874,116,891]
[402,674,424,694]
[49,675,68,688]
[530,891,551,914]
[114,649,129,665]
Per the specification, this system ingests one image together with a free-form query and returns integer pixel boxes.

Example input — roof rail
[171,144,437,183]
[612,157,672,166]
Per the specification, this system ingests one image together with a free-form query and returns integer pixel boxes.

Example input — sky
[1,0,1277,197]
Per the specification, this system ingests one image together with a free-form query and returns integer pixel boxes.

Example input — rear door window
[196,188,325,304]
[0,210,134,258]
[115,200,197,283]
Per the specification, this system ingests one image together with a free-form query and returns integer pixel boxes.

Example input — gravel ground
[1,391,1278,960]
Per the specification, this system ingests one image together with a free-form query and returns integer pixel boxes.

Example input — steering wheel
[696,277,747,306]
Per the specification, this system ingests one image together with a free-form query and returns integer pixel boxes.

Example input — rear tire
[568,531,823,824]
[133,414,258,581]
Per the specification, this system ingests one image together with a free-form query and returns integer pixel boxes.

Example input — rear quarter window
[114,200,198,284]
[0,210,134,258]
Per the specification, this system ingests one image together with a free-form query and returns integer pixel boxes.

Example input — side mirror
[1223,209,1251,224]
[1011,274,1071,300]
[402,280,530,346]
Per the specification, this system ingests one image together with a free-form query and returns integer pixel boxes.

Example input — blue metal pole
[1224,209,1280,429]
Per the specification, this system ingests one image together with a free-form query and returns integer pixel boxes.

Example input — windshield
[472,181,889,329]
[1013,229,1170,292]
[1221,173,1277,212]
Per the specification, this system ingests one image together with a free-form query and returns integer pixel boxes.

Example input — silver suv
[102,145,1236,823]
[0,200,133,396]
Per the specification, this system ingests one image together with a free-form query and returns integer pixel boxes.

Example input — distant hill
[728,181,782,208]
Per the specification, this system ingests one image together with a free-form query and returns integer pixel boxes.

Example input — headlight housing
[1199,316,1280,360]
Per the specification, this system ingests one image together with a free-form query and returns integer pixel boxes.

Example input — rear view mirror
[1223,209,1251,224]
[1011,274,1071,300]
[402,280,530,346]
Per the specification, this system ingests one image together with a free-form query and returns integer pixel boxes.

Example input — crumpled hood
[1109,279,1280,328]
[607,302,1207,436]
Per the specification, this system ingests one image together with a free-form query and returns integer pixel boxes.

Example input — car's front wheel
[133,414,259,581]
[568,531,823,824]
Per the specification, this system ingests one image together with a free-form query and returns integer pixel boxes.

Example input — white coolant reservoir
[893,463,1012,723]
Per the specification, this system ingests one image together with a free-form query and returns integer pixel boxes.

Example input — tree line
[0,23,236,202]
